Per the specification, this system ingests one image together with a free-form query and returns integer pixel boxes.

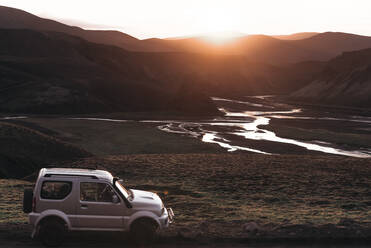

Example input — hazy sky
[1,0,371,39]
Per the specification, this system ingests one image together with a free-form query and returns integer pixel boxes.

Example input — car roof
[39,168,113,182]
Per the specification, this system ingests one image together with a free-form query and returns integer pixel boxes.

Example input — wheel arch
[128,211,160,230]
[35,210,71,229]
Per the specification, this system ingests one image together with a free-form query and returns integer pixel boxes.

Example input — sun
[197,5,242,45]
[200,32,241,45]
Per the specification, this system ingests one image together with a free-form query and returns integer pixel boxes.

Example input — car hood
[129,189,163,210]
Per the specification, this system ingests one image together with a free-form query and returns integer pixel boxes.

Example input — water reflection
[156,98,371,158]
[67,117,130,122]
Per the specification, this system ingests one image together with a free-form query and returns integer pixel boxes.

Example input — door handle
[81,204,88,209]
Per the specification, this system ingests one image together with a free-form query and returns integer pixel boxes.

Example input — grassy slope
[71,154,371,228]
[0,117,370,243]
[0,121,90,178]
[0,179,32,224]
[2,154,370,242]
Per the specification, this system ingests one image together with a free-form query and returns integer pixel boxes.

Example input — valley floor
[0,99,370,246]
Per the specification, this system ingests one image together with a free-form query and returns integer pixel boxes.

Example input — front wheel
[130,218,158,245]
[39,219,66,247]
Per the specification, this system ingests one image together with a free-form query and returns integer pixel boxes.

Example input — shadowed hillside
[292,48,371,108]
[0,29,220,114]
[0,121,90,178]
[0,29,327,114]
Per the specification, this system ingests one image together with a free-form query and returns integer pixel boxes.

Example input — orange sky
[1,0,371,39]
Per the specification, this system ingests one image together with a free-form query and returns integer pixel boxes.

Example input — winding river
[148,97,371,158]
[2,97,370,158]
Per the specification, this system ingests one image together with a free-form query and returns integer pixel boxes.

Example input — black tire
[39,219,66,247]
[23,188,33,213]
[130,218,158,245]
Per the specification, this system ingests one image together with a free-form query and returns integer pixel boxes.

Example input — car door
[76,181,127,229]
[37,179,79,227]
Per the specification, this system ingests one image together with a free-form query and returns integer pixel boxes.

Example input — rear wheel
[39,218,66,247]
[130,218,158,245]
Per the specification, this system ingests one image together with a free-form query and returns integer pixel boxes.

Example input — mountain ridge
[2,6,371,65]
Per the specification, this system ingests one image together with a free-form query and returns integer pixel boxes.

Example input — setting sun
[200,32,242,45]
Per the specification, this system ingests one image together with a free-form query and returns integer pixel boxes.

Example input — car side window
[41,181,72,200]
[80,182,118,202]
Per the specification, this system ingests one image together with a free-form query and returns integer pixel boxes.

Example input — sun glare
[200,32,240,45]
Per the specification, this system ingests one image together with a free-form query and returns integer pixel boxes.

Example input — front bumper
[159,207,174,228]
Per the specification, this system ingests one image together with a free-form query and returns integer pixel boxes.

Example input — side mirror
[112,195,120,204]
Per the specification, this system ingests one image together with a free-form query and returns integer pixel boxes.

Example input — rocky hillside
[292,48,371,108]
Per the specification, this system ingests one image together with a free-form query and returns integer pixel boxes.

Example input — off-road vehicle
[23,168,174,246]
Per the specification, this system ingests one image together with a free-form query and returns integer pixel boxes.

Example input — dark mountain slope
[126,51,326,97]
[0,29,218,114]
[0,29,327,115]
[292,48,371,108]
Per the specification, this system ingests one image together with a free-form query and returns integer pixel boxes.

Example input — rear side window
[41,181,72,200]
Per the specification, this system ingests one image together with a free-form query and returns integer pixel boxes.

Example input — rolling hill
[0,5,172,52]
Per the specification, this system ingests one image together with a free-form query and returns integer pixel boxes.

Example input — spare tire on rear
[23,188,33,213]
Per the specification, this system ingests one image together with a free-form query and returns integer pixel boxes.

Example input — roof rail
[44,174,98,179]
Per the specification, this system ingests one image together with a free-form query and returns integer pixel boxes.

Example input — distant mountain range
[2,6,371,65]
[0,5,370,112]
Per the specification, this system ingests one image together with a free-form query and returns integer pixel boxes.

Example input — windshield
[115,180,130,199]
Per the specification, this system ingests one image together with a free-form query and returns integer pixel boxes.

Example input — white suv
[23,168,174,246]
